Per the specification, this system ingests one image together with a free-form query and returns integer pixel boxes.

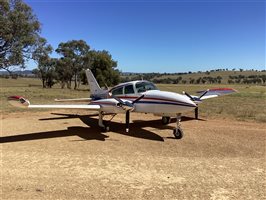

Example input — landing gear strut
[173,114,183,139]
[98,112,109,132]
[195,107,199,120]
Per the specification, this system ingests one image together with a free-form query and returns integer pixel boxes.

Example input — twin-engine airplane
[8,69,236,139]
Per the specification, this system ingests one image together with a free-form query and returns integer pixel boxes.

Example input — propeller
[199,89,209,99]
[183,91,194,101]
[183,89,209,119]
[112,94,145,132]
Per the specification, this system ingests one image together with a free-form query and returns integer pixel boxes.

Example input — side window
[125,85,135,94]
[112,87,123,95]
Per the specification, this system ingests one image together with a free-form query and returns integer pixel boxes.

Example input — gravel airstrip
[1,111,265,199]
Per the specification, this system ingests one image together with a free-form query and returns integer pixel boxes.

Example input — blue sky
[26,0,265,73]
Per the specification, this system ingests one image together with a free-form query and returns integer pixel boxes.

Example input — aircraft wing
[198,94,219,100]
[8,96,100,110]
[188,94,218,100]
[54,97,92,102]
[183,88,236,103]
[196,88,237,99]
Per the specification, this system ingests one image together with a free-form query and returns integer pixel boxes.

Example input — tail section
[85,69,107,99]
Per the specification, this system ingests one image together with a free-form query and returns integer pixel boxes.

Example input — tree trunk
[78,77,81,88]
[74,73,77,90]
[61,82,65,89]
[67,79,71,89]
[42,78,46,88]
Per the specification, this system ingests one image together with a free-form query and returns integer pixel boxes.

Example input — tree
[216,76,222,84]
[261,75,266,84]
[0,0,41,73]
[56,40,90,89]
[189,78,195,84]
[32,38,54,88]
[196,77,201,84]
[85,50,120,87]
[55,58,73,89]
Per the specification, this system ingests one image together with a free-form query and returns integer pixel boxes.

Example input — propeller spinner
[183,89,209,119]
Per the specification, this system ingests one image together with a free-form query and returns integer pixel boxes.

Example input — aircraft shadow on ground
[0,113,182,144]
[0,126,109,144]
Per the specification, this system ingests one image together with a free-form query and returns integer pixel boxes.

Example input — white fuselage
[90,81,197,116]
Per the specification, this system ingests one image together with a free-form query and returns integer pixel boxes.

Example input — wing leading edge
[8,96,100,110]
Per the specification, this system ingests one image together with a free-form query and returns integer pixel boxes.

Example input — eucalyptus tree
[0,0,41,73]
[56,40,90,89]
[85,50,120,87]
[32,38,55,88]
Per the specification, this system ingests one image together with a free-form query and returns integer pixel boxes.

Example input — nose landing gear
[173,114,183,139]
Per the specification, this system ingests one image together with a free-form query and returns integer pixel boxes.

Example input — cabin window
[112,87,123,95]
[124,85,135,94]
[136,82,158,93]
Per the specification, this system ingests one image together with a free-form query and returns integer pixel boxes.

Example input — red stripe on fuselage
[115,96,188,105]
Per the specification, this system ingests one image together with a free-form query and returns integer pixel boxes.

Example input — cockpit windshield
[136,81,158,93]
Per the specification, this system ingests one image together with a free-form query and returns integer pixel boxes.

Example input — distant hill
[1,69,266,85]
[121,70,266,85]
[0,70,34,76]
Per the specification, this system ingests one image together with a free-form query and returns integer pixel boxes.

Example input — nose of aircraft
[175,93,197,109]
[144,90,197,112]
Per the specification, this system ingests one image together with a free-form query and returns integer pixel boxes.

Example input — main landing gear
[173,114,183,139]
[162,115,183,139]
[99,112,183,139]
[162,116,171,125]
[98,112,111,132]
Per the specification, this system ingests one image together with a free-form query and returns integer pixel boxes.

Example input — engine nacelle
[116,101,134,112]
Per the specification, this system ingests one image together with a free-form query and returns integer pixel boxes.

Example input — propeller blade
[183,91,194,101]
[132,94,145,104]
[199,89,209,99]
[126,110,130,133]
[112,95,124,105]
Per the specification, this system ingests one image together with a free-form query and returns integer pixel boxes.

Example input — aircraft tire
[162,116,171,125]
[173,128,183,139]
[101,126,109,132]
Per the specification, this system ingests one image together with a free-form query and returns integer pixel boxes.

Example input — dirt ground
[1,111,265,200]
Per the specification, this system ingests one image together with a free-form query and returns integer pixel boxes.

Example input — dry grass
[1,78,265,122]
[153,70,266,84]
[158,84,266,122]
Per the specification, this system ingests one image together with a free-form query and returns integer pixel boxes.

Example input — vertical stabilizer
[85,69,105,96]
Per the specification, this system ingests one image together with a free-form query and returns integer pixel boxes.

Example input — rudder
[85,69,106,96]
